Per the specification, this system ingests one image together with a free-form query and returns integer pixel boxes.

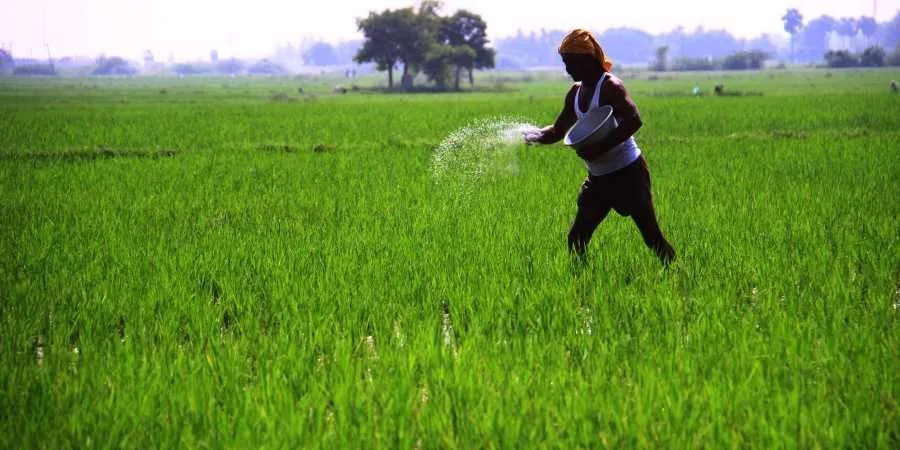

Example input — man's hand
[522,128,543,145]
[522,126,546,145]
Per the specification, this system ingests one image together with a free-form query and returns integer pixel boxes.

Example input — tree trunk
[388,65,394,89]
[468,68,474,86]
[401,63,414,91]
[454,66,461,91]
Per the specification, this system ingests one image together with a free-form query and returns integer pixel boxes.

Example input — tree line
[494,11,900,69]
[353,1,494,90]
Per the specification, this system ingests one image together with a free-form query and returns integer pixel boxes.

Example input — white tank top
[574,73,641,176]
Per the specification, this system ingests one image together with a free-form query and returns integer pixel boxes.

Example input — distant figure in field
[524,29,675,265]
[891,80,898,93]
[714,84,724,96]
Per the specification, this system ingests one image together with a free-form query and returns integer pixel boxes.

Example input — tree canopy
[858,17,877,41]
[354,3,494,90]
[355,8,429,88]
[438,10,495,86]
[782,9,804,35]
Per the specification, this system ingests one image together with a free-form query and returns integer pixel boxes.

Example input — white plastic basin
[563,105,617,150]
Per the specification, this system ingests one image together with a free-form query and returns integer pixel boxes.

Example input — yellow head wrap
[558,29,613,72]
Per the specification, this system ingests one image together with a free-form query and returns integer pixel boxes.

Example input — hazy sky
[2,0,897,60]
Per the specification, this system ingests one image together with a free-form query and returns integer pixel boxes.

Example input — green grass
[1,69,899,448]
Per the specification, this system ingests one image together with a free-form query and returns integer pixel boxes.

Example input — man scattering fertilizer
[525,29,676,264]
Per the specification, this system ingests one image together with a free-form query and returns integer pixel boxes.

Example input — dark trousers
[568,155,676,264]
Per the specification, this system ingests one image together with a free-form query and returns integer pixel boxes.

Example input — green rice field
[1,69,899,448]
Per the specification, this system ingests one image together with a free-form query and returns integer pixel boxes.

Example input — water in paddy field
[431,118,542,183]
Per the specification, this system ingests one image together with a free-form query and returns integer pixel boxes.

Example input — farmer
[525,29,676,265]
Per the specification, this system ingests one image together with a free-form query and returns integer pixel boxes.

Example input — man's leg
[628,158,676,265]
[568,205,611,256]
[631,203,676,265]
[568,179,611,256]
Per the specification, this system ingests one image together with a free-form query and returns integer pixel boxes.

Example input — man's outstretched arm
[529,85,578,145]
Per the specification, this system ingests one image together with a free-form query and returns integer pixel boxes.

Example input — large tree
[439,10,495,85]
[355,8,431,89]
[858,16,876,44]
[836,17,859,49]
[423,43,476,90]
[356,3,495,90]
[878,12,900,49]
[782,8,804,63]
[796,15,836,62]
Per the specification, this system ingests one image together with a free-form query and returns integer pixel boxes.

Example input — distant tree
[440,10,495,85]
[796,15,837,62]
[0,48,12,73]
[887,45,900,66]
[247,59,286,75]
[596,28,655,65]
[671,56,716,71]
[743,34,780,58]
[13,64,56,76]
[217,58,244,74]
[653,45,669,71]
[422,43,475,90]
[304,42,338,66]
[93,56,136,75]
[836,17,858,38]
[416,0,444,49]
[824,49,858,67]
[782,8,804,63]
[173,63,209,76]
[398,6,437,87]
[210,50,219,63]
[493,28,567,68]
[675,27,740,59]
[721,50,768,70]
[858,17,877,44]
[835,17,859,49]
[877,12,900,49]
[448,45,476,89]
[860,46,886,67]
[422,44,453,88]
[355,8,431,89]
